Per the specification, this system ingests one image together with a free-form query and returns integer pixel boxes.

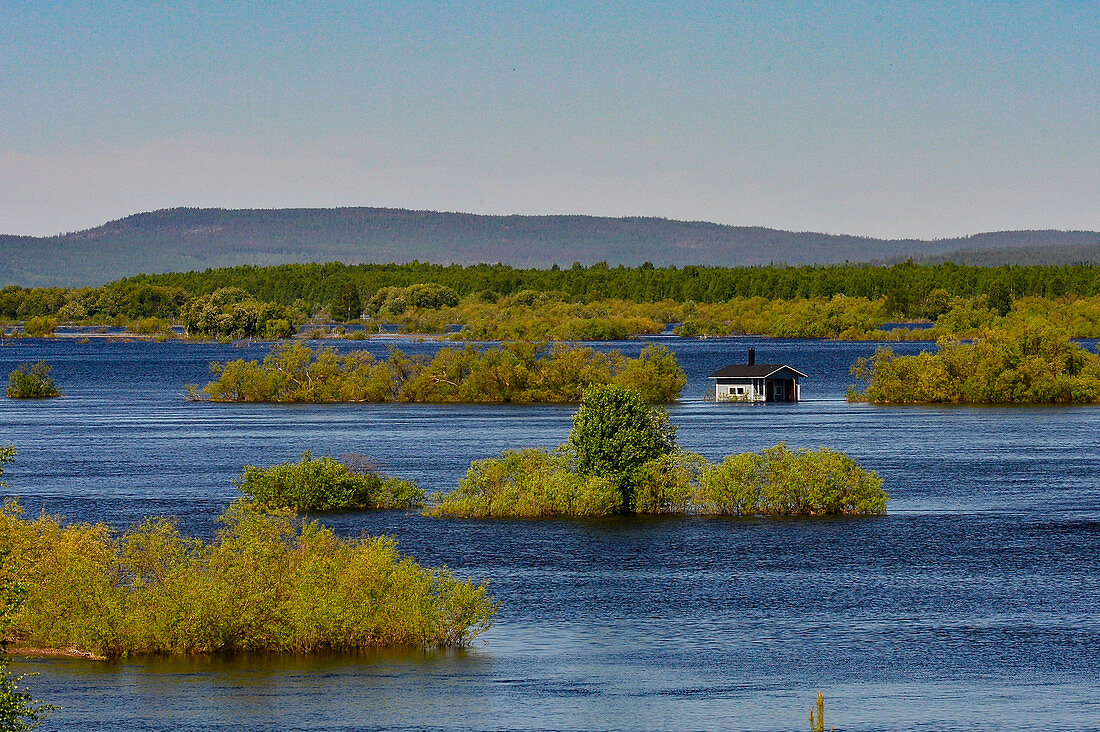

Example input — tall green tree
[568,385,676,510]
[330,280,362,321]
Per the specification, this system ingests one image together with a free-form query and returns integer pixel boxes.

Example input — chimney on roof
[748,348,755,366]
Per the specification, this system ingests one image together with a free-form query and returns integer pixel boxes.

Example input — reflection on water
[2,337,1100,731]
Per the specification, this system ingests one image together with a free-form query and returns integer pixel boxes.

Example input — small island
[192,342,686,404]
[237,451,425,511]
[848,325,1100,404]
[6,362,62,399]
[429,385,887,518]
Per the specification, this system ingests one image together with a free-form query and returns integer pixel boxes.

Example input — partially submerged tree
[568,384,677,508]
[6,363,61,399]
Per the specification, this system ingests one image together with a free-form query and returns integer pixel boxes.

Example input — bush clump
[195,342,686,404]
[431,385,886,518]
[237,451,425,511]
[22,317,57,338]
[0,498,495,656]
[427,448,620,518]
[849,325,1100,403]
[6,362,61,398]
[695,444,888,516]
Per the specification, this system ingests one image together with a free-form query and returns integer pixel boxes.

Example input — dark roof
[708,364,809,379]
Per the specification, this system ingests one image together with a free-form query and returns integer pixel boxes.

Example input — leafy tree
[568,385,676,509]
[329,280,362,322]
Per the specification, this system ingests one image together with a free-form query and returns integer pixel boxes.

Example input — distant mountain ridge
[2,206,1099,287]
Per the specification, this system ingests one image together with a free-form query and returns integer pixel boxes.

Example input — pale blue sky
[2,1,1097,237]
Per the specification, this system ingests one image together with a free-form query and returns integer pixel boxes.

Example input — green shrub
[7,362,61,398]
[433,443,886,518]
[22,317,56,338]
[0,498,494,656]
[428,448,620,518]
[263,318,295,340]
[849,324,1100,403]
[198,342,686,404]
[236,451,424,511]
[631,451,705,513]
[128,317,171,335]
[696,443,887,516]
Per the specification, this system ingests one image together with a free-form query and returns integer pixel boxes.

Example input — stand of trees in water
[0,447,54,728]
[849,325,1100,404]
[4,261,1100,342]
[430,386,887,518]
[0,496,495,657]
[194,343,686,404]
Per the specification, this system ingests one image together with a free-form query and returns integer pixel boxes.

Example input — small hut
[708,349,807,402]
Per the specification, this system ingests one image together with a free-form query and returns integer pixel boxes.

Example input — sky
[1,1,1097,239]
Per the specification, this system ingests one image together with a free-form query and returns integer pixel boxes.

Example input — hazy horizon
[3,2,1097,239]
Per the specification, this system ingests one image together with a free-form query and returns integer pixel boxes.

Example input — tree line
[115,260,1100,313]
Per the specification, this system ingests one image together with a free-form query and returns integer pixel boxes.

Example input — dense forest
[119,260,1100,308]
[4,260,1100,341]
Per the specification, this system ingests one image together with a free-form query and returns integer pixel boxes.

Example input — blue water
[1,336,1099,731]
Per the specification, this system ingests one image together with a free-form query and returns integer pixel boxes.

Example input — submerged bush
[22,317,56,338]
[432,444,886,519]
[431,385,886,519]
[237,451,424,511]
[6,362,61,398]
[695,443,887,516]
[0,499,495,656]
[427,448,620,518]
[568,384,677,506]
[849,325,1100,403]
[195,342,686,404]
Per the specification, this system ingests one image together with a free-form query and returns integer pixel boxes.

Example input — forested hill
[3,206,1099,287]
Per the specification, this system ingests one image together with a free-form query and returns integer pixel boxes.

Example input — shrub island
[6,362,62,398]
[0,447,491,659]
[428,385,887,518]
[192,341,686,403]
[848,325,1100,404]
[237,451,425,511]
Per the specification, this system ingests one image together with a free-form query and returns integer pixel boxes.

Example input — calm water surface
[1,336,1098,731]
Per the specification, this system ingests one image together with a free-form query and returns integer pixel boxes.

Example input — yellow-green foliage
[0,499,495,657]
[849,325,1100,404]
[427,449,621,518]
[432,444,886,518]
[394,296,666,341]
[196,342,686,403]
[631,452,706,514]
[672,296,890,339]
[127,317,172,335]
[22,317,56,338]
[695,444,888,516]
[237,451,424,511]
[328,290,1100,342]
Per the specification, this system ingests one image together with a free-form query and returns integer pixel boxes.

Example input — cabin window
[734,387,744,395]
